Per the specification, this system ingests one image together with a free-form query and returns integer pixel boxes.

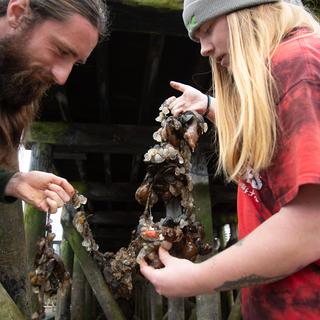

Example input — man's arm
[140,184,320,297]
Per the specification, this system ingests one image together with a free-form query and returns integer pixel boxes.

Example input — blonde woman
[140,1,320,319]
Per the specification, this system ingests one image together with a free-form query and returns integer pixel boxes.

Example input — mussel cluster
[30,217,71,320]
[72,98,212,300]
[30,192,87,320]
[135,98,208,214]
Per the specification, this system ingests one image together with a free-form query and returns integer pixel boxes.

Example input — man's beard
[0,31,54,113]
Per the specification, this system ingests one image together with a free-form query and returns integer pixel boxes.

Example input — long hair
[0,0,109,40]
[213,2,320,182]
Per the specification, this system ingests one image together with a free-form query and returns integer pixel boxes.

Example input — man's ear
[7,0,30,29]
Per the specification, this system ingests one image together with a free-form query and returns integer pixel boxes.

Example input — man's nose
[51,63,73,85]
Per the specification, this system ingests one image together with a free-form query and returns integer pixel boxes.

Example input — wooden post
[149,283,163,320]
[227,293,242,320]
[71,257,85,320]
[192,152,222,320]
[24,143,53,313]
[61,206,125,320]
[0,282,25,320]
[55,231,74,320]
[84,280,93,320]
[166,199,185,320]
[0,153,31,317]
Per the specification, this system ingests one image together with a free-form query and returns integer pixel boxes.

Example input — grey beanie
[183,0,280,41]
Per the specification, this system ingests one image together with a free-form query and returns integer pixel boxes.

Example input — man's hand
[139,247,201,297]
[4,171,75,213]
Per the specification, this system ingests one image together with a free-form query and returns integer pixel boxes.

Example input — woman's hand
[4,170,75,213]
[139,247,202,297]
[168,81,214,120]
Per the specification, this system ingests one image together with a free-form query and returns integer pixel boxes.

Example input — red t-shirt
[237,29,320,319]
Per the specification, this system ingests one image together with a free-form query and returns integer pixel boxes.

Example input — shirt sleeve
[0,169,18,203]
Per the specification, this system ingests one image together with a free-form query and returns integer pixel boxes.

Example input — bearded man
[0,0,108,212]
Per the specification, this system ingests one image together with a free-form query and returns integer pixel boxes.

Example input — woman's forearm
[197,185,320,293]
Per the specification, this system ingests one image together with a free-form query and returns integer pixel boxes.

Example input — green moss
[26,122,69,145]
[117,0,183,10]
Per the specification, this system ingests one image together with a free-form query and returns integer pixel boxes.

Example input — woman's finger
[170,81,187,93]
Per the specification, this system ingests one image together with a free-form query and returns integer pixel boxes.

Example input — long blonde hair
[213,2,320,183]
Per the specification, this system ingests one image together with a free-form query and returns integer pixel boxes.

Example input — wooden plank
[61,207,125,320]
[191,152,222,320]
[166,199,185,320]
[26,122,212,154]
[26,122,157,153]
[55,235,74,320]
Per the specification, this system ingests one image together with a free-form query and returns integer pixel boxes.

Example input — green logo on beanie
[188,15,197,32]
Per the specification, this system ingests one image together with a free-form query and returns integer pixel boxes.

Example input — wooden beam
[26,122,212,154]
[61,207,125,320]
[109,0,182,10]
[108,2,186,36]
[26,122,157,153]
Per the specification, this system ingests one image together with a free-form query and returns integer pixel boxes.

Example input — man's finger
[48,183,71,202]
[46,198,58,214]
[170,81,186,93]
[50,175,75,196]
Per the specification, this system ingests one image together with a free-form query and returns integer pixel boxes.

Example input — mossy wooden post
[191,152,222,320]
[0,281,25,320]
[166,199,185,320]
[84,279,93,320]
[149,283,163,320]
[56,229,74,320]
[71,257,85,320]
[24,143,52,312]
[227,293,242,320]
[61,206,125,320]
[0,154,31,317]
